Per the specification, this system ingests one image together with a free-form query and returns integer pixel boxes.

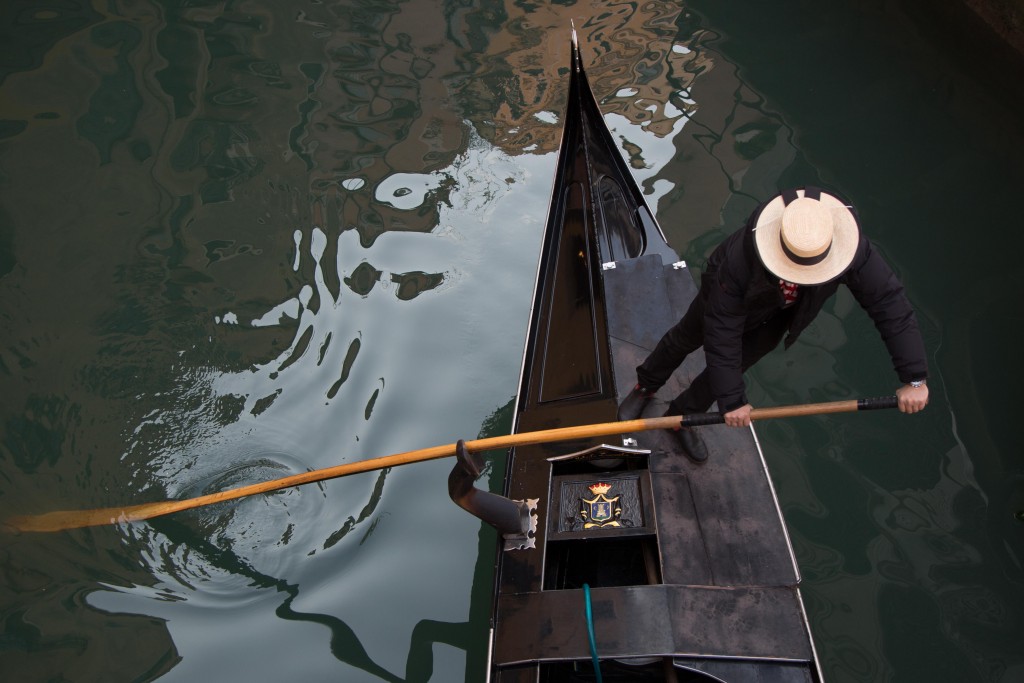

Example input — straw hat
[753,188,860,285]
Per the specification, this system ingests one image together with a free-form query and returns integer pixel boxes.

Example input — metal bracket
[504,499,538,551]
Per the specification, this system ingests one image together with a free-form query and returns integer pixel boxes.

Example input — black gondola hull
[458,31,824,683]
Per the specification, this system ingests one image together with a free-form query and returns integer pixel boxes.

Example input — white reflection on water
[88,133,555,681]
[374,172,447,210]
[605,110,685,209]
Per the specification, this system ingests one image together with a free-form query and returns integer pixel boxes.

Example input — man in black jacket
[618,186,929,462]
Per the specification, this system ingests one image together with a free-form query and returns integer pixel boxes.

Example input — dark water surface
[2,1,1022,681]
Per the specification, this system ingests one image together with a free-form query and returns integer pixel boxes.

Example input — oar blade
[8,504,154,533]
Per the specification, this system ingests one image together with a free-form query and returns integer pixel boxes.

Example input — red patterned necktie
[779,279,799,306]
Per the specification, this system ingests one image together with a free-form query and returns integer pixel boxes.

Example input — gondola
[449,30,825,682]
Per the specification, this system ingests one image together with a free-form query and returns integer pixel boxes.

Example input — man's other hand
[724,403,753,427]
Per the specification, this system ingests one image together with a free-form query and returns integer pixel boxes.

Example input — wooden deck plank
[495,584,815,665]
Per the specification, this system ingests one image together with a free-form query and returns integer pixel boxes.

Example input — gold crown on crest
[588,482,612,495]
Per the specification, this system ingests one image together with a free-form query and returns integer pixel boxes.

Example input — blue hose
[583,583,604,683]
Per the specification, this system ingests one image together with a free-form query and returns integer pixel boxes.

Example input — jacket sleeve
[845,240,929,384]
[702,247,751,412]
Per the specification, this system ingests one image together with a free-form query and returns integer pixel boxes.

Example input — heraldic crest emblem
[580,482,622,529]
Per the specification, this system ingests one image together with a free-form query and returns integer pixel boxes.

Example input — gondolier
[618,186,930,462]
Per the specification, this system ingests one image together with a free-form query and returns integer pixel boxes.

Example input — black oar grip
[857,395,898,411]
[679,412,725,427]
[679,395,898,428]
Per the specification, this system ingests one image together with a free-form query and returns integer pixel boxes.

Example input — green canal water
[1,1,1022,681]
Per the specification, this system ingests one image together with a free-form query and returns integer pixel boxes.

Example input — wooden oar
[5,396,897,533]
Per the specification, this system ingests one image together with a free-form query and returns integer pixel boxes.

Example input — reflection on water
[2,0,1023,681]
[3,2,699,679]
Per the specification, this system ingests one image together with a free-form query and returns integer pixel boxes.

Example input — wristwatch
[910,379,927,388]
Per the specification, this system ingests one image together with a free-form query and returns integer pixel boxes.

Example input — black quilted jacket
[701,201,929,412]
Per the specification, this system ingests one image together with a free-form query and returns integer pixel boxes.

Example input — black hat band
[780,234,832,266]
